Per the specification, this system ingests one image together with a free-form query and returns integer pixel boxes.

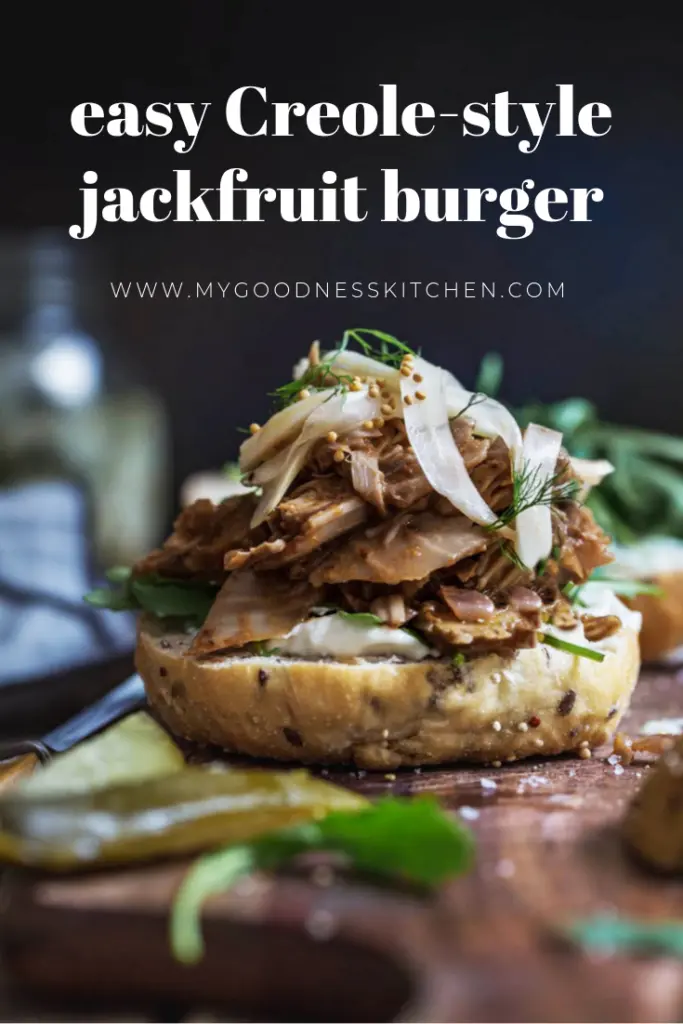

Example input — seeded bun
[609,539,683,662]
[137,613,641,770]
[622,571,683,663]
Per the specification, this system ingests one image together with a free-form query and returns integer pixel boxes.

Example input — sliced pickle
[0,767,367,871]
[15,712,185,798]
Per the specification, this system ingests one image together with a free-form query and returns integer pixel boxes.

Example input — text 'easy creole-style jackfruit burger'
[88,331,642,769]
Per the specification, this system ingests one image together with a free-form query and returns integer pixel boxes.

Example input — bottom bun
[625,571,683,662]
[137,615,641,770]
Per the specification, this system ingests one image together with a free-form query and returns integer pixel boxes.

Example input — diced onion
[514,423,563,569]
[400,357,497,526]
[250,388,383,527]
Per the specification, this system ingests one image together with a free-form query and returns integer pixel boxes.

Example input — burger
[89,331,642,769]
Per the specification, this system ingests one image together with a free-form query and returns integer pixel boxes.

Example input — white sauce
[259,584,639,663]
[265,613,431,661]
[609,536,683,577]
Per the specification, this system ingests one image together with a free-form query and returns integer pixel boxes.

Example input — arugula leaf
[171,796,474,964]
[85,572,219,626]
[105,565,133,584]
[82,586,138,612]
[130,579,217,622]
[539,633,605,663]
[566,916,683,958]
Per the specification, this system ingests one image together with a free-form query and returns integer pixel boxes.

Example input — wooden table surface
[1,665,682,1022]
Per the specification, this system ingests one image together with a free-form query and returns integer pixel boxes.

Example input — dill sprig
[342,328,418,368]
[270,329,418,410]
[499,539,528,571]
[453,392,487,421]
[488,461,581,533]
[270,333,354,409]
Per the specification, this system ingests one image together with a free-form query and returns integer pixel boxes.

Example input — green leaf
[85,571,219,625]
[130,579,218,623]
[83,587,137,611]
[344,328,416,368]
[170,796,474,963]
[566,916,683,957]
[452,652,466,667]
[222,462,243,482]
[105,565,133,584]
[314,796,474,885]
[539,633,605,662]
[475,352,503,398]
[337,610,385,627]
[172,846,256,964]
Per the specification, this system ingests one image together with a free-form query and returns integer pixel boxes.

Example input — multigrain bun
[609,539,683,662]
[625,571,683,662]
[137,613,641,770]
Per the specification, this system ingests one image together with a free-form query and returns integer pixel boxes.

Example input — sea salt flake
[480,778,497,791]
[495,859,516,878]
[613,765,625,776]
[305,909,337,941]
[458,806,480,821]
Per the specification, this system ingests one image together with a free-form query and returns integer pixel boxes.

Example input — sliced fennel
[239,389,333,472]
[400,357,497,526]
[250,388,383,526]
[514,424,563,569]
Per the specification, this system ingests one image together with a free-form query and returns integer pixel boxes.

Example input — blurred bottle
[0,232,169,568]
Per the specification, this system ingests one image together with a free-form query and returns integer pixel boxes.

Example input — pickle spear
[0,767,367,871]
[15,712,185,798]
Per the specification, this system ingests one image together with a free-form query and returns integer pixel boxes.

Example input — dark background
[3,8,682,515]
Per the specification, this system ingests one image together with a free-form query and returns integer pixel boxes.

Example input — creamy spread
[265,613,431,660]
[257,585,639,662]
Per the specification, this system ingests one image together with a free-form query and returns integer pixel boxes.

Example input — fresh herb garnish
[566,916,683,958]
[222,462,243,481]
[170,795,475,963]
[342,328,418,368]
[270,329,418,410]
[85,572,219,626]
[453,391,488,421]
[250,640,280,656]
[271,333,355,409]
[337,609,385,627]
[487,461,581,533]
[499,540,528,571]
[452,652,466,668]
[562,581,585,606]
[539,633,605,662]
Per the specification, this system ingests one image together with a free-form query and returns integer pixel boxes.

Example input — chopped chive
[539,633,605,662]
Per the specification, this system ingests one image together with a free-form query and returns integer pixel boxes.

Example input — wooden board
[1,668,683,1023]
